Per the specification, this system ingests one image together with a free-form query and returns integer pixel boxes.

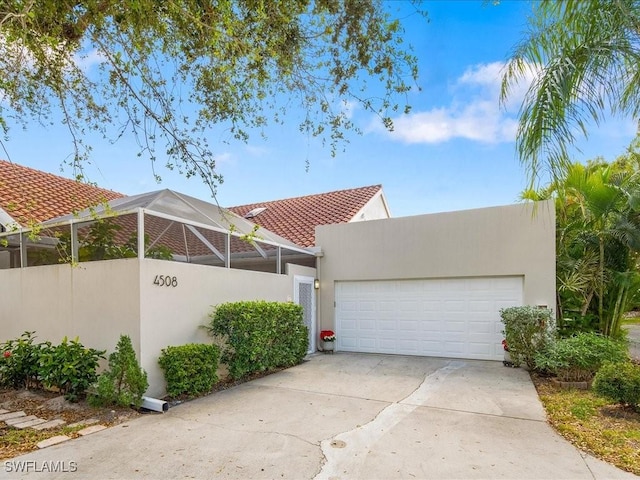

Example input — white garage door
[335,277,523,361]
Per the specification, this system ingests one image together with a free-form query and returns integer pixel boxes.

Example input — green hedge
[0,332,105,402]
[534,332,628,382]
[593,361,640,411]
[207,301,308,379]
[158,344,220,397]
[38,337,105,402]
[0,331,42,389]
[500,306,555,369]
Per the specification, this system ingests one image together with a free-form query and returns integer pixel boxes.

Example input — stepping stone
[77,425,107,436]
[14,417,48,429]
[33,419,66,430]
[67,418,98,428]
[0,411,25,422]
[37,435,70,449]
[5,414,36,426]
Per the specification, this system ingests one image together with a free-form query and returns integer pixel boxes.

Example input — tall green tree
[0,1,421,192]
[525,158,640,337]
[501,0,640,185]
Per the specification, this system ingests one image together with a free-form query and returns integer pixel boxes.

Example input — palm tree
[501,0,640,185]
[528,160,640,336]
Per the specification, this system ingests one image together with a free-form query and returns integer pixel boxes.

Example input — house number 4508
[153,275,178,287]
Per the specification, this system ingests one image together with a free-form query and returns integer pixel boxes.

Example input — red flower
[3,351,10,358]
[320,330,336,342]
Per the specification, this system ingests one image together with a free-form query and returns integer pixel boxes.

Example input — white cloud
[341,99,359,120]
[215,151,234,164]
[245,145,268,157]
[376,61,534,145]
[73,48,106,72]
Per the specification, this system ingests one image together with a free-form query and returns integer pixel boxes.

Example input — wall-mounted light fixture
[314,279,320,290]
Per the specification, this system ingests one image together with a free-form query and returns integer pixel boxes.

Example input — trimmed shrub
[89,335,148,408]
[593,361,640,410]
[38,337,105,402]
[207,301,308,379]
[158,344,220,397]
[500,306,555,369]
[0,331,43,389]
[534,332,628,382]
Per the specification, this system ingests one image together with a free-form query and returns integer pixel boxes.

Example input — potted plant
[320,330,336,353]
[502,339,514,367]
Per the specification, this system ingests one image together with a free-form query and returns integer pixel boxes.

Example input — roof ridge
[228,184,382,209]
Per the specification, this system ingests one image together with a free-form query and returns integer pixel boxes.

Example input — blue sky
[3,1,638,217]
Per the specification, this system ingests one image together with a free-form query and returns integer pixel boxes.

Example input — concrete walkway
[1,354,636,479]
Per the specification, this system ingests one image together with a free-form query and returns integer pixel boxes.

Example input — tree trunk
[598,236,605,334]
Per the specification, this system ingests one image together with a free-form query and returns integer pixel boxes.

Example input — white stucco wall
[0,259,141,360]
[139,259,316,397]
[0,258,316,398]
[315,200,556,332]
[351,190,391,221]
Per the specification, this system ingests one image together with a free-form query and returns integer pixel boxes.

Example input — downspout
[141,396,168,413]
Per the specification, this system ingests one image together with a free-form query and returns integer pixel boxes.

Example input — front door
[294,276,316,354]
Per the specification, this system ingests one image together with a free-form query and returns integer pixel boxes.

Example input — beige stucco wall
[315,200,556,331]
[0,258,316,398]
[139,259,316,397]
[0,259,141,361]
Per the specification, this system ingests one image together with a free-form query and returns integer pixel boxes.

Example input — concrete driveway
[1,353,636,480]
[626,324,640,361]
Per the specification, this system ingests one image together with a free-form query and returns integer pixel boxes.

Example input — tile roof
[0,160,123,227]
[228,185,384,247]
[0,160,384,249]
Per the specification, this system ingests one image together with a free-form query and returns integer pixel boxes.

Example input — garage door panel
[422,301,442,311]
[444,300,465,312]
[444,321,466,332]
[378,319,397,331]
[336,277,523,361]
[443,341,465,354]
[379,301,397,311]
[468,321,492,334]
[469,300,491,312]
[398,320,419,330]
[358,337,377,349]
[359,319,376,330]
[468,342,492,355]
[341,300,358,312]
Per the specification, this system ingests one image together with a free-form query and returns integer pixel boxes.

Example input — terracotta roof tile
[228,185,383,247]
[0,160,123,226]
[0,161,384,249]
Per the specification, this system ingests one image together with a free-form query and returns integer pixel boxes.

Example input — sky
[3,1,638,218]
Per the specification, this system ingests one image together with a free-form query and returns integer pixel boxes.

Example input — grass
[533,375,640,476]
[0,424,87,460]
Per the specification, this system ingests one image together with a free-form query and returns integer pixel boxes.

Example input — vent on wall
[244,207,267,219]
